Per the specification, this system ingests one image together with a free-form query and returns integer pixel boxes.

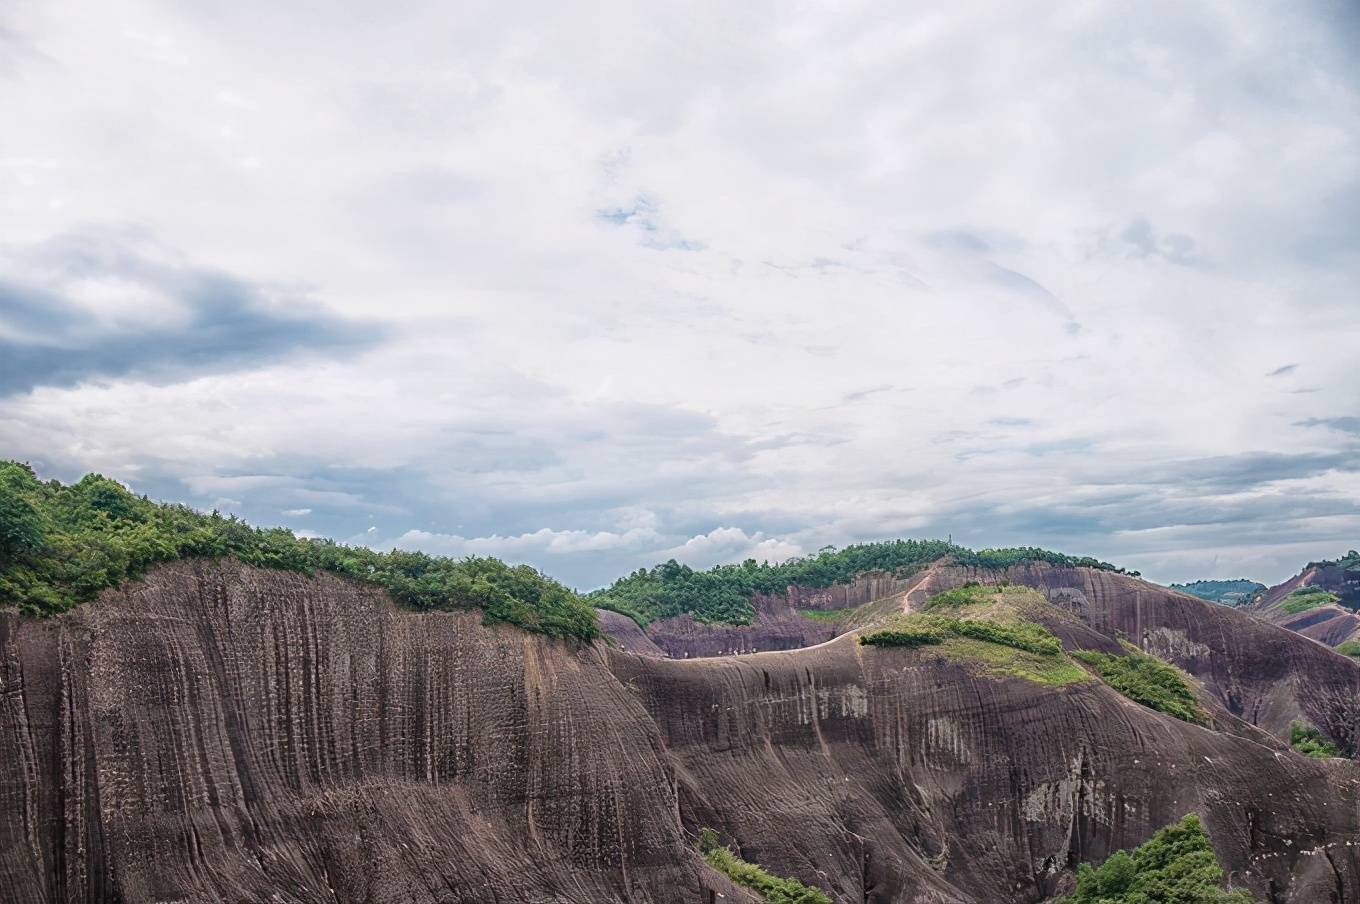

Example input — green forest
[0,460,599,640]
[1169,579,1264,607]
[590,541,1131,626]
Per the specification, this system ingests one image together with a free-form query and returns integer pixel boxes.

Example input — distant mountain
[1247,550,1360,648]
[1170,578,1265,607]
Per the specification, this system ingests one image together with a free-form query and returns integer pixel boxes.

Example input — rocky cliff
[3,559,1359,903]
[1249,559,1360,648]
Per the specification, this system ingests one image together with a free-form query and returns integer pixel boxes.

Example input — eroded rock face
[0,561,749,904]
[2,560,1359,903]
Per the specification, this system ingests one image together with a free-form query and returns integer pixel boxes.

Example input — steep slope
[3,558,1360,902]
[1248,553,1360,647]
[915,562,1360,750]
[0,561,750,904]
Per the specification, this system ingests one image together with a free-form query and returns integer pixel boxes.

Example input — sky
[2,0,1358,589]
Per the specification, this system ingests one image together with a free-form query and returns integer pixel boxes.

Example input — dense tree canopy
[1061,814,1254,903]
[0,461,598,640]
[591,540,1131,626]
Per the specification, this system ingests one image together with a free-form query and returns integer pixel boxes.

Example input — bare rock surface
[3,559,1360,903]
[0,561,753,904]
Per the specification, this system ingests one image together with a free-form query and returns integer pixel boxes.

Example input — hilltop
[1169,579,1265,607]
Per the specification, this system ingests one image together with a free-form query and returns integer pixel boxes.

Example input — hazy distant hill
[1170,578,1265,607]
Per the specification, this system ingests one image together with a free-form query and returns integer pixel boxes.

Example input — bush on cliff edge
[1060,814,1255,903]
[698,828,831,904]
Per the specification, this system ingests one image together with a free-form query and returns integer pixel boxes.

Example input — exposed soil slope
[3,559,1359,903]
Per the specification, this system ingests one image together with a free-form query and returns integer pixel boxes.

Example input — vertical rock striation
[3,558,1359,902]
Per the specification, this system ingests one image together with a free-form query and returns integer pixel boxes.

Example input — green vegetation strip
[1071,642,1207,725]
[0,462,599,640]
[593,542,1131,627]
[796,608,848,622]
[861,613,1062,654]
[1060,814,1255,903]
[1289,723,1342,758]
[859,609,1087,686]
[1335,641,1360,657]
[1279,586,1340,614]
[699,829,830,904]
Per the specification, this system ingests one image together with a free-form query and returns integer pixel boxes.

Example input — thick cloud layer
[1,0,1357,587]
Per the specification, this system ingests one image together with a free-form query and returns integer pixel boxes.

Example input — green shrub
[858,616,953,648]
[1335,641,1360,658]
[0,461,598,640]
[1072,643,1207,725]
[1060,814,1254,903]
[1279,587,1340,614]
[698,829,831,904]
[952,618,1062,655]
[921,583,993,610]
[1289,723,1342,758]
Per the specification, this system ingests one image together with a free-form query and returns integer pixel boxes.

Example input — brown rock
[2,559,1358,902]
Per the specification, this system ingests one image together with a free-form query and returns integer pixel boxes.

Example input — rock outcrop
[3,559,1359,903]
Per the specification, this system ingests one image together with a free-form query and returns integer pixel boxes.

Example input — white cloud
[660,527,805,570]
[0,0,1357,587]
[396,523,663,558]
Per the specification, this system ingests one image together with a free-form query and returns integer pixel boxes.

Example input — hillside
[1169,579,1265,607]
[5,467,1360,901]
[1246,551,1360,648]
[3,557,1358,902]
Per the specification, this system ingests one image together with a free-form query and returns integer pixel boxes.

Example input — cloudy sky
[2,0,1358,588]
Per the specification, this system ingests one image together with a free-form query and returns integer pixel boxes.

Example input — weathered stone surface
[0,561,752,904]
[3,559,1359,903]
[595,609,666,658]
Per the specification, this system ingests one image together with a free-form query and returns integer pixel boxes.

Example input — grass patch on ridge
[797,608,849,622]
[1279,586,1340,614]
[859,591,1088,686]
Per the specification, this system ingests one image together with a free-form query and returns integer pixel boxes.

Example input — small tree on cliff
[1062,814,1255,903]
